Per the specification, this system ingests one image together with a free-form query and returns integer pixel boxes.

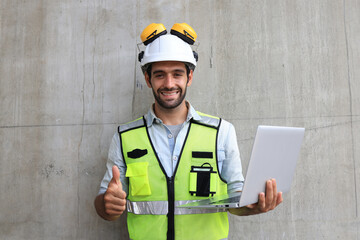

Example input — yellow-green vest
[119,113,228,240]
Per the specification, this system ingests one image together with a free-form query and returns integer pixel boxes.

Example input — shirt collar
[145,101,202,127]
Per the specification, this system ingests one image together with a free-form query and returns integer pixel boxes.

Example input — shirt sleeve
[97,132,129,195]
[218,120,244,193]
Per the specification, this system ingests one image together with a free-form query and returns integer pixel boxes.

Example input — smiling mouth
[161,90,179,96]
[159,88,181,97]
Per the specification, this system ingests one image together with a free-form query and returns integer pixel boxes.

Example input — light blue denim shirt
[98,103,244,195]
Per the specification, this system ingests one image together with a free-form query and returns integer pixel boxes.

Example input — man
[94,23,282,240]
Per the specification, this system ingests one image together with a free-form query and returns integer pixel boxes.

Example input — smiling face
[145,61,193,111]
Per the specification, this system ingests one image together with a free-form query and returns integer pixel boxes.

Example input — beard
[152,86,187,109]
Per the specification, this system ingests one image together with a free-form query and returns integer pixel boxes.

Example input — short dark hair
[146,63,191,79]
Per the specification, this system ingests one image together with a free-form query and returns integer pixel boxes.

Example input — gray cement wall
[0,0,359,239]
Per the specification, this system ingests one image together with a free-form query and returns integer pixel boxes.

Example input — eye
[154,74,164,78]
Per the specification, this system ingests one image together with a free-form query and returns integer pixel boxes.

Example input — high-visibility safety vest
[119,113,229,240]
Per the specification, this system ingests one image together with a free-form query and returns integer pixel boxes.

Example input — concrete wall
[0,0,359,239]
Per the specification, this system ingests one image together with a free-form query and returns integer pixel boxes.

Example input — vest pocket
[189,163,217,197]
[126,162,152,197]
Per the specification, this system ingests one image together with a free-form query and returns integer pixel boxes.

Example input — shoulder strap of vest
[117,117,147,169]
[192,111,222,129]
[118,116,146,134]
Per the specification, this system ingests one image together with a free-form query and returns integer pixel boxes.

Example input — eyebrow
[152,69,186,75]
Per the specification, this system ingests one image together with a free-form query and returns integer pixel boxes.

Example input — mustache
[158,87,181,92]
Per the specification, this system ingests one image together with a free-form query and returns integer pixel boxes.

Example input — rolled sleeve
[98,133,129,195]
[218,120,244,193]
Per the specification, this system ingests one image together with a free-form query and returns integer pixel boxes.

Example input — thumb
[112,165,122,188]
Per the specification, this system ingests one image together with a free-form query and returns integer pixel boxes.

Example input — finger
[104,202,126,216]
[276,192,283,206]
[245,203,257,209]
[265,180,274,207]
[112,165,122,189]
[106,184,127,199]
[270,179,278,209]
[104,196,126,207]
[272,179,278,201]
[258,192,266,210]
[104,191,127,205]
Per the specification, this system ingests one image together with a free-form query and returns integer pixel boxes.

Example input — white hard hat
[140,35,197,68]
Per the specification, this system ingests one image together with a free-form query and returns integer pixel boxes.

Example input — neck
[153,101,188,125]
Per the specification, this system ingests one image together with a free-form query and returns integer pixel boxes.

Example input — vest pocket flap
[192,151,213,159]
[126,162,149,177]
[127,149,148,159]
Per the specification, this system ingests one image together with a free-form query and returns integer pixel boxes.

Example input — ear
[144,72,152,88]
[187,70,193,87]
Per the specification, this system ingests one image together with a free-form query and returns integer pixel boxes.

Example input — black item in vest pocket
[127,149,148,159]
[192,151,213,159]
[190,163,216,197]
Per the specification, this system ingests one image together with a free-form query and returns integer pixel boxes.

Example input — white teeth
[162,91,178,96]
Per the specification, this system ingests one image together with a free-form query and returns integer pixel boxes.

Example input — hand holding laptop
[228,178,283,216]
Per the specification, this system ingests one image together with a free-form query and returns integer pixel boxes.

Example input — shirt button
[173,156,178,161]
[168,134,173,139]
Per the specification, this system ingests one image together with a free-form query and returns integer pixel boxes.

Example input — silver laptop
[177,125,305,209]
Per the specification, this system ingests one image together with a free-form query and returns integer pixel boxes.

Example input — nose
[163,74,175,88]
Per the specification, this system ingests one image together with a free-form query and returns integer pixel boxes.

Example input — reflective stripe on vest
[127,200,226,215]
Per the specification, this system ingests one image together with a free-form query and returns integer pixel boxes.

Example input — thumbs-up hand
[103,165,127,217]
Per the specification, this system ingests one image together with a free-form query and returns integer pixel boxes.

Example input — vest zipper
[167,176,175,240]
